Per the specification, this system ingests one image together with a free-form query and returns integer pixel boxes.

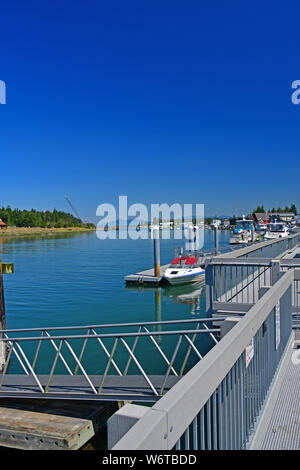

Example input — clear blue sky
[0,0,300,221]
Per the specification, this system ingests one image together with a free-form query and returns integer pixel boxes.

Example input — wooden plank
[0,406,94,450]
[0,399,118,450]
[125,264,170,285]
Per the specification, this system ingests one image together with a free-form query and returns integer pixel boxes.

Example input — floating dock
[124,264,170,286]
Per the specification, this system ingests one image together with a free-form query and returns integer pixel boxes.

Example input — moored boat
[264,221,289,240]
[229,218,257,244]
[163,255,205,285]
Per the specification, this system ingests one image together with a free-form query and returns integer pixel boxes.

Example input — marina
[0,227,300,449]
[2,0,300,456]
[111,229,300,450]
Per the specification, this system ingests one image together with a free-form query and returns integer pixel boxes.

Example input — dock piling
[214,226,219,255]
[152,227,161,277]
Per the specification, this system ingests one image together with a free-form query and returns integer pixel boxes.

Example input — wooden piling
[214,226,219,255]
[152,227,161,277]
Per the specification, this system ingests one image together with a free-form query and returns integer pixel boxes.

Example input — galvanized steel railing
[206,258,300,327]
[112,268,296,450]
[205,231,300,318]
[0,318,221,400]
[218,230,300,260]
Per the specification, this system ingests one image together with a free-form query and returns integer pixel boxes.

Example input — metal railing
[206,259,272,305]
[217,230,300,260]
[0,318,221,401]
[205,258,300,329]
[112,268,296,449]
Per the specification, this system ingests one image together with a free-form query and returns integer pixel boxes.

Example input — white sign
[246,337,254,368]
[275,300,280,350]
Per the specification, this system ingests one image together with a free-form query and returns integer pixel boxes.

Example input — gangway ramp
[0,318,220,402]
[0,375,180,402]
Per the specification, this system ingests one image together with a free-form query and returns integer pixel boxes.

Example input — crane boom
[64,196,85,224]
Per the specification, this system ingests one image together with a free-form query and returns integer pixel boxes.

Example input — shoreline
[0,226,95,239]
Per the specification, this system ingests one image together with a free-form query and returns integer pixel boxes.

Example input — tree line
[0,206,86,228]
[252,204,297,216]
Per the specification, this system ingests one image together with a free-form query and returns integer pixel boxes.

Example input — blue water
[0,229,231,375]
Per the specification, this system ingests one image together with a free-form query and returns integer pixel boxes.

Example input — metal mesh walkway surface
[251,336,300,450]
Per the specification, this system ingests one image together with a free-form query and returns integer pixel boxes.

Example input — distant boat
[264,221,289,240]
[229,217,257,244]
[163,256,205,285]
[256,223,268,234]
[148,224,160,232]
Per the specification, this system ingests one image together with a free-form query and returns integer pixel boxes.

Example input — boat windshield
[270,224,285,232]
[237,221,252,229]
[170,256,199,268]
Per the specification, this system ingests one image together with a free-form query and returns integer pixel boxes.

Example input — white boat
[256,223,268,235]
[229,218,257,244]
[148,224,160,232]
[163,256,205,285]
[264,222,289,240]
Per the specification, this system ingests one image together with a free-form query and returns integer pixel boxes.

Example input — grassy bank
[0,226,95,238]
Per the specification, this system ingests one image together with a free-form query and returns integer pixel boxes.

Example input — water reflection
[126,280,205,320]
[163,281,205,315]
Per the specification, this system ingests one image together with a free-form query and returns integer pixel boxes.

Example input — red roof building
[0,219,7,229]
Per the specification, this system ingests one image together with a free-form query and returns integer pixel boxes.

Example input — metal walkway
[0,375,181,402]
[250,333,300,450]
[0,318,220,402]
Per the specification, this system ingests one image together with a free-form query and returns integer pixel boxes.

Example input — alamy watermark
[0,80,6,104]
[291,80,300,104]
[96,196,204,250]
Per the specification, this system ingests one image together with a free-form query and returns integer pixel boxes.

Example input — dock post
[270,260,280,285]
[188,225,194,253]
[214,226,219,255]
[205,262,214,315]
[152,227,161,277]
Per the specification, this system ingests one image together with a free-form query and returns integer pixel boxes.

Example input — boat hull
[264,233,288,240]
[163,270,205,285]
[229,237,250,244]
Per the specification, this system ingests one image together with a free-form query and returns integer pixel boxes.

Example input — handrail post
[214,225,219,255]
[270,260,280,285]
[205,262,214,315]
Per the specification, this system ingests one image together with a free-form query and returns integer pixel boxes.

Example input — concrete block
[221,316,241,338]
[107,404,149,449]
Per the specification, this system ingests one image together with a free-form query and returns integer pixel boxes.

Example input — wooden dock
[124,264,170,286]
[0,399,117,450]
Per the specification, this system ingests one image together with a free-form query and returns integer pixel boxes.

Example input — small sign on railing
[275,300,280,350]
[246,337,254,367]
[1,263,14,274]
